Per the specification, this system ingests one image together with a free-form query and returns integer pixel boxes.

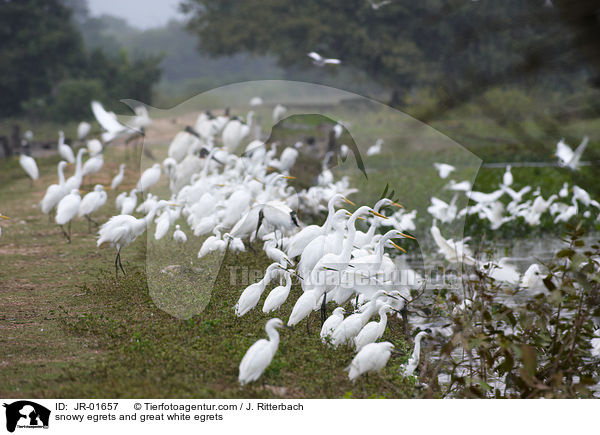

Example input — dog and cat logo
[3,401,50,432]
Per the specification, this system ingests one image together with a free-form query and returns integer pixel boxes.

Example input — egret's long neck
[322,198,338,230]
[341,213,362,262]
[266,325,280,349]
[375,233,394,260]
[58,164,66,185]
[75,151,84,175]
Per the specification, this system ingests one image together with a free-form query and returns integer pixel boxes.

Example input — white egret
[367,139,383,156]
[55,189,81,242]
[249,96,263,106]
[434,163,455,179]
[78,184,107,232]
[173,224,187,244]
[57,131,75,163]
[262,271,293,313]
[77,121,91,140]
[97,200,174,276]
[502,165,513,187]
[81,153,104,179]
[430,221,476,265]
[64,148,87,191]
[41,161,69,215]
[401,331,428,377]
[307,51,341,67]
[520,263,545,293]
[272,104,288,123]
[556,136,587,170]
[238,318,284,385]
[137,163,161,193]
[320,307,345,342]
[111,164,126,190]
[481,258,520,285]
[19,153,39,182]
[235,263,280,316]
[87,139,103,156]
[120,189,138,215]
[354,304,393,351]
[347,341,394,381]
[198,226,227,259]
[222,118,250,151]
[91,100,129,142]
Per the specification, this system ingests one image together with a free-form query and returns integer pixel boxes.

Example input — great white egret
[272,104,288,123]
[77,121,91,140]
[57,131,75,163]
[434,163,455,179]
[401,331,428,377]
[19,153,39,182]
[81,153,104,179]
[347,341,394,381]
[173,224,187,244]
[222,118,250,151]
[502,165,513,187]
[55,189,81,242]
[556,136,588,170]
[354,304,393,351]
[87,139,103,156]
[238,318,284,385]
[78,184,107,232]
[97,200,175,276]
[41,161,69,215]
[320,307,345,342]
[235,263,280,317]
[64,148,87,191]
[262,271,293,313]
[111,164,126,190]
[307,51,341,67]
[91,100,129,142]
[367,139,383,156]
[137,163,161,193]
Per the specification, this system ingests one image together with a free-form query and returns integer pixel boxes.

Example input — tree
[0,0,85,117]
[180,0,586,111]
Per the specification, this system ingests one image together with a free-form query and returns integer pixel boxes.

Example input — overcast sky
[87,0,185,29]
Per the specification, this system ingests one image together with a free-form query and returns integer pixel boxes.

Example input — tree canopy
[181,0,590,110]
[0,0,162,121]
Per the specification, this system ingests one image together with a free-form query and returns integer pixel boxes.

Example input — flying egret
[556,136,588,170]
[307,51,341,67]
[57,131,75,163]
[111,164,126,190]
[434,163,455,179]
[238,318,284,385]
[91,100,129,142]
[272,104,288,123]
[347,341,394,381]
[55,189,82,242]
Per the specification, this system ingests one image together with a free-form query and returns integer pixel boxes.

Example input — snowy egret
[238,318,284,385]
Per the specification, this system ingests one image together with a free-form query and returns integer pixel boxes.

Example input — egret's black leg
[68,221,72,240]
[86,215,91,233]
[320,292,327,326]
[305,317,310,334]
[114,251,119,278]
[118,248,126,275]
[59,225,70,243]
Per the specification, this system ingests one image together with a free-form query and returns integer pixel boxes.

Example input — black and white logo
[3,401,50,433]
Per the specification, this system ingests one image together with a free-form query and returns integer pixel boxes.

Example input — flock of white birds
[9,97,600,389]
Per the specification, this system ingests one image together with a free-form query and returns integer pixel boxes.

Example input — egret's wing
[324,58,341,64]
[307,52,322,61]
[91,101,126,133]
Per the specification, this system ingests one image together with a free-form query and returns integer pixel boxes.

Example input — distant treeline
[0,0,161,122]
